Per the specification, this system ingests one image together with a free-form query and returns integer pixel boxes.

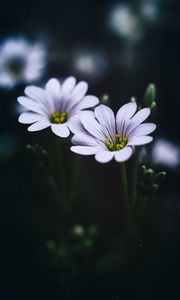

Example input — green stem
[54,138,71,218]
[119,163,132,229]
[55,138,66,194]
[130,148,141,206]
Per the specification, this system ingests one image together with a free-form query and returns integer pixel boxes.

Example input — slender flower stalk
[119,162,132,228]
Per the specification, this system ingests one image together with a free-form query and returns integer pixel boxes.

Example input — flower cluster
[17,76,156,162]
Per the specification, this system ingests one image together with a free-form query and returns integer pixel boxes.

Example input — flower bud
[154,171,166,185]
[144,168,154,187]
[72,225,85,238]
[101,94,110,105]
[149,184,158,193]
[144,83,156,108]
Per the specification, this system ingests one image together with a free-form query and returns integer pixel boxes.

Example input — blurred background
[0,0,180,299]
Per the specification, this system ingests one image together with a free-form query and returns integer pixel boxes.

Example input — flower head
[72,48,108,82]
[152,139,180,169]
[0,38,47,88]
[17,77,99,137]
[108,4,143,42]
[71,103,156,163]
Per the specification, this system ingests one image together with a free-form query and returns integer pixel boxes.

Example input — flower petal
[72,132,102,147]
[95,104,116,140]
[18,112,44,124]
[68,115,85,134]
[73,95,99,111]
[45,78,61,112]
[128,135,153,146]
[95,150,114,163]
[125,108,150,136]
[51,124,70,138]
[68,111,94,134]
[71,146,98,155]
[116,102,137,136]
[17,96,46,115]
[61,76,76,98]
[114,147,133,162]
[28,121,50,132]
[128,123,156,138]
[45,78,61,99]
[80,113,106,141]
[60,76,77,112]
[68,81,88,110]
[25,86,46,102]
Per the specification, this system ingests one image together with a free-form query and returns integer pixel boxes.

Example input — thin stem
[129,148,141,206]
[119,162,132,229]
[55,138,66,194]
[54,137,71,218]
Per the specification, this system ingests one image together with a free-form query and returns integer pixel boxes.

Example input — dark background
[0,0,180,299]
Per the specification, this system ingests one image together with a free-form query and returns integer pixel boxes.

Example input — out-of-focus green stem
[130,148,141,206]
[120,162,132,228]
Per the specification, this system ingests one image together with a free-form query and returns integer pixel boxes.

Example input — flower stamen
[50,112,68,124]
[105,134,128,151]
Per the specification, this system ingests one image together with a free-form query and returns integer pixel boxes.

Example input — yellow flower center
[105,134,128,151]
[50,112,68,124]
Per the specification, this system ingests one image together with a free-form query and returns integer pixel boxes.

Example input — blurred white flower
[17,77,99,138]
[108,4,143,42]
[71,103,156,163]
[72,48,108,81]
[152,139,180,169]
[140,0,159,23]
[0,38,47,89]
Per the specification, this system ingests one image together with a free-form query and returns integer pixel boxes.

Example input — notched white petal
[75,95,99,110]
[95,104,116,139]
[114,147,133,162]
[17,96,46,115]
[116,102,137,136]
[28,121,50,132]
[128,123,156,138]
[68,81,88,109]
[61,76,76,97]
[67,115,85,134]
[25,86,46,102]
[45,78,61,98]
[72,132,101,147]
[51,124,70,138]
[95,150,114,163]
[71,146,98,155]
[80,113,106,141]
[125,108,150,136]
[128,135,153,146]
[18,112,43,124]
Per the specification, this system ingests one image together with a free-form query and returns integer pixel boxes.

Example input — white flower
[140,1,159,23]
[152,139,180,169]
[0,38,47,88]
[72,48,108,81]
[108,4,143,42]
[17,77,99,137]
[71,103,156,163]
